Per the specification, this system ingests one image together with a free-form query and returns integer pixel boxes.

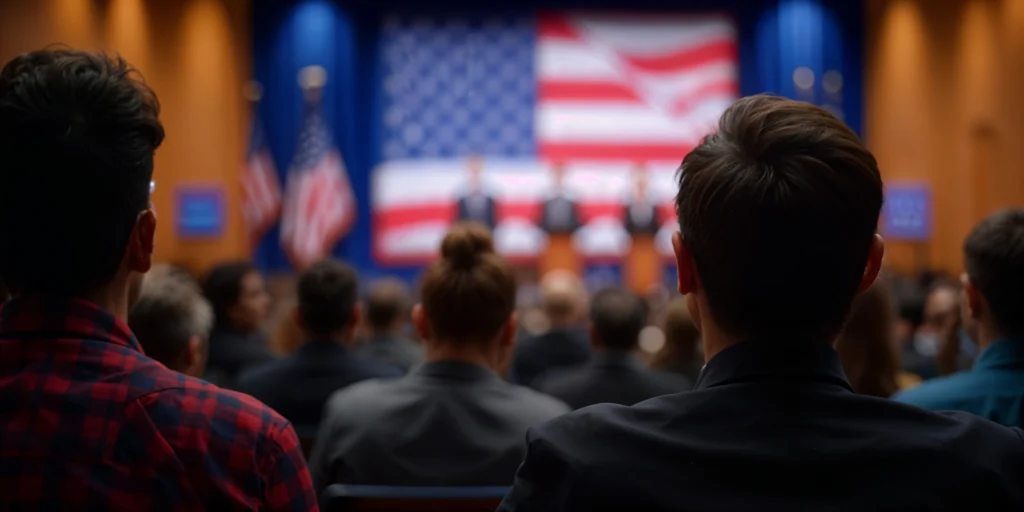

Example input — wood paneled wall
[867,0,1024,275]
[0,0,251,275]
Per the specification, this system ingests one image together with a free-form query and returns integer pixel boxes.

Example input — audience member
[650,296,703,383]
[0,49,315,509]
[202,260,274,388]
[310,224,568,493]
[895,209,1024,427]
[355,277,424,372]
[128,265,213,377]
[509,270,589,386]
[499,95,1024,511]
[237,259,401,429]
[536,288,690,409]
[833,280,915,397]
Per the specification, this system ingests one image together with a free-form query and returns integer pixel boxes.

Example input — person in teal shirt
[894,209,1024,427]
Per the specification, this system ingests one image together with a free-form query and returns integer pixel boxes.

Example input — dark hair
[589,287,646,350]
[297,259,359,338]
[0,50,164,295]
[420,223,516,342]
[964,209,1024,338]
[202,261,257,327]
[834,280,899,398]
[675,94,883,340]
[366,278,410,332]
[129,270,213,370]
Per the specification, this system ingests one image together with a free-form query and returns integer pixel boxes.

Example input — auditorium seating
[320,485,509,512]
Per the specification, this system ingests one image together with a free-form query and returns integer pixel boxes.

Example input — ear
[292,306,305,332]
[856,234,885,294]
[127,209,157,273]
[347,303,363,337]
[587,325,601,349]
[672,231,697,295]
[962,273,983,322]
[499,311,518,349]
[412,304,432,341]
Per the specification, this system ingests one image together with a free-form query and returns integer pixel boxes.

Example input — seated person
[536,287,691,409]
[355,277,423,373]
[309,223,569,493]
[509,270,590,387]
[499,95,1024,511]
[649,296,704,383]
[0,48,314,509]
[236,259,401,429]
[895,209,1024,427]
[128,265,213,377]
[202,261,275,388]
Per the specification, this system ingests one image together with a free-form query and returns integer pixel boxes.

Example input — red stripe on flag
[538,13,582,40]
[538,81,644,102]
[539,142,695,161]
[622,40,737,73]
[375,201,649,232]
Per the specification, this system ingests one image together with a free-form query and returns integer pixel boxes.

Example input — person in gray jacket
[309,223,568,495]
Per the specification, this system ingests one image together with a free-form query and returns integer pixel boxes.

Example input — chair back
[321,484,509,512]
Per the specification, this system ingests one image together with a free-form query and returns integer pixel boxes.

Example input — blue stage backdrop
[253,0,864,281]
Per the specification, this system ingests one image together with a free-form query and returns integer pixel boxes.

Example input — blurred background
[0,0,1020,348]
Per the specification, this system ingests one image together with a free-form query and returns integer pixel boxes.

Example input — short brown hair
[366,278,410,331]
[129,267,213,370]
[420,223,516,342]
[676,95,882,340]
[297,259,359,338]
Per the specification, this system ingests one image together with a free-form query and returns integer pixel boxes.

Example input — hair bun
[441,223,495,270]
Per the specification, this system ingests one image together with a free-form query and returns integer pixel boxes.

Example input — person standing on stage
[455,154,498,230]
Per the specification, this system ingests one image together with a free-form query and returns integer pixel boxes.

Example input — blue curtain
[253,0,865,279]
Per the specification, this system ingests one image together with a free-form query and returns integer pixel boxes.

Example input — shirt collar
[695,339,852,392]
[0,296,142,353]
[973,338,1024,371]
[414,360,500,383]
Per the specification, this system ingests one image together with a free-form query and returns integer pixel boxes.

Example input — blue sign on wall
[883,183,932,241]
[176,186,225,238]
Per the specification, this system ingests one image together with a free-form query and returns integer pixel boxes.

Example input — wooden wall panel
[868,0,1024,275]
[0,0,251,275]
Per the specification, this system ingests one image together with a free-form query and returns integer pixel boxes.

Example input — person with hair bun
[309,223,569,492]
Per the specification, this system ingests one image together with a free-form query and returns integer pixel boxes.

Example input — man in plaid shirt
[0,50,317,510]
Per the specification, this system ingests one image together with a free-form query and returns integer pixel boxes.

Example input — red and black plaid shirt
[0,297,318,511]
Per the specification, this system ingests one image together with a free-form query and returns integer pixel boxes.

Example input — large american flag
[375,11,738,264]
[240,108,281,245]
[280,101,356,269]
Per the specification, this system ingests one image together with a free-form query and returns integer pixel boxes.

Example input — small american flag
[240,108,281,245]
[375,11,737,263]
[280,99,356,268]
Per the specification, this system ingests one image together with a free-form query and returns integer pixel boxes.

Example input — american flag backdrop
[280,100,356,269]
[375,12,738,264]
[240,109,281,245]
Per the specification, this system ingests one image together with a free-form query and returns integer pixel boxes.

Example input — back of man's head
[365,278,410,334]
[129,266,213,376]
[590,288,646,351]
[297,259,359,340]
[963,209,1024,338]
[0,50,164,296]
[675,94,882,341]
[540,270,583,327]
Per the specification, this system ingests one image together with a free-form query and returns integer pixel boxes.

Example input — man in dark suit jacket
[236,260,401,430]
[355,277,423,373]
[536,288,690,409]
[455,155,498,230]
[538,162,582,235]
[510,271,590,387]
[623,164,661,236]
[499,95,1024,511]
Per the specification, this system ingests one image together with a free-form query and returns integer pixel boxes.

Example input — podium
[540,233,581,276]
[625,234,662,294]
